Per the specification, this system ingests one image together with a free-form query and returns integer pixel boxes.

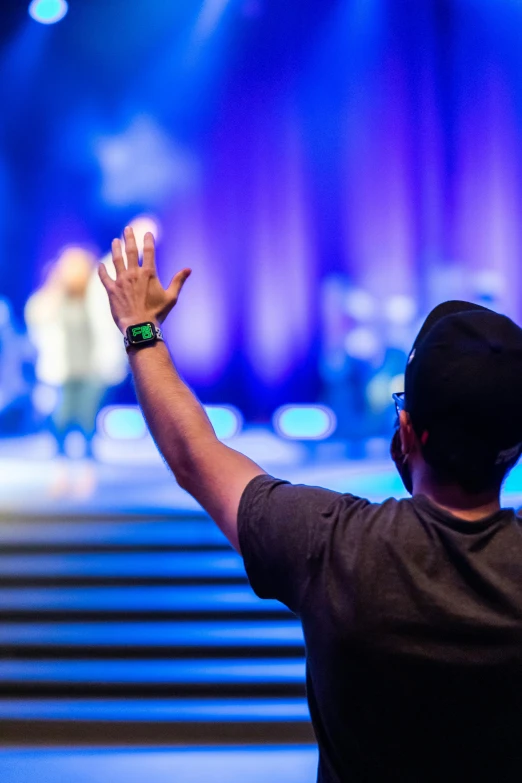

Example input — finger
[167,268,192,302]
[124,226,139,268]
[142,232,156,271]
[112,239,125,276]
[98,263,114,291]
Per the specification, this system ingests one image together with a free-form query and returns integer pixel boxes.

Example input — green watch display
[124,322,164,351]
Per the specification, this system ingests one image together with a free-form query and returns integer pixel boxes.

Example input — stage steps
[0,513,312,745]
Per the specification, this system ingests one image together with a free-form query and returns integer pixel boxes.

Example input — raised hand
[98,226,191,334]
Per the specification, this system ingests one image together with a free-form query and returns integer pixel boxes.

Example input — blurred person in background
[25,245,127,497]
[319,277,382,455]
[319,278,418,455]
[363,294,417,447]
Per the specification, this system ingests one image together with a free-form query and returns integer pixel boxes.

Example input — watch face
[127,322,155,344]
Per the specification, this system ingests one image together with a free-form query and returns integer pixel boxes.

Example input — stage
[1,429,522,514]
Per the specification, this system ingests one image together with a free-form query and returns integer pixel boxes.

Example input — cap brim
[412,300,495,350]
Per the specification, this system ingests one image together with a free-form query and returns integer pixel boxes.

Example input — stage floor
[1,430,521,515]
[0,746,319,783]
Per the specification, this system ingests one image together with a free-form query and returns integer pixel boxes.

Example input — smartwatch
[124,322,164,352]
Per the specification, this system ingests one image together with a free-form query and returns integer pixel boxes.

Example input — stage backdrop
[1,0,522,417]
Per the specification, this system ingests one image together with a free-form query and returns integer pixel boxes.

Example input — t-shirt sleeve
[237,473,343,614]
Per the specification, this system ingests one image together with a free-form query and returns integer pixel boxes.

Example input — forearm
[128,341,263,516]
[128,341,218,484]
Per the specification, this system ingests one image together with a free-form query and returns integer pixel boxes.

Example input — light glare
[28,0,68,25]
[205,406,243,440]
[98,404,243,442]
[98,406,148,441]
[274,405,337,441]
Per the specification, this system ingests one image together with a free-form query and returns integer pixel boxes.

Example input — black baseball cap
[404,301,522,469]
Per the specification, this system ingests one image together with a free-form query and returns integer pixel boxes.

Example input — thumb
[167,268,192,302]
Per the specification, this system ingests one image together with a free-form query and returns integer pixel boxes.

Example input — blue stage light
[98,404,242,443]
[28,0,68,25]
[205,406,243,440]
[98,406,148,441]
[274,405,337,441]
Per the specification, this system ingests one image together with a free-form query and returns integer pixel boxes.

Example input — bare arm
[99,227,265,552]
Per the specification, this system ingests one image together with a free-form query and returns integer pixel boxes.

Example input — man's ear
[399,410,416,457]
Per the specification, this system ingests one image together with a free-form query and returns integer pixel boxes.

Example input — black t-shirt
[238,474,522,783]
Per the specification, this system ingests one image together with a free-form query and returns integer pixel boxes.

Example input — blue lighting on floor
[0,519,223,547]
[273,405,337,440]
[0,551,245,578]
[0,620,304,646]
[0,659,306,684]
[0,585,288,612]
[28,0,68,25]
[0,746,319,783]
[0,698,310,721]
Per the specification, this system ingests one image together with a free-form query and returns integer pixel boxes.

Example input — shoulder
[240,474,407,522]
[239,474,345,523]
[238,474,407,548]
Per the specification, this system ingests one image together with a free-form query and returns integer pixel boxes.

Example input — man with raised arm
[100,226,522,783]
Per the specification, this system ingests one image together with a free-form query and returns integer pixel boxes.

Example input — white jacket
[25,258,128,387]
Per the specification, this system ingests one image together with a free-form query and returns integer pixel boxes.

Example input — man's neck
[413,476,501,522]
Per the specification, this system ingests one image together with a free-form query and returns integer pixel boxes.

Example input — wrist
[127,339,166,358]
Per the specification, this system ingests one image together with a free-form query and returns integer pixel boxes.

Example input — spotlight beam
[194,0,232,41]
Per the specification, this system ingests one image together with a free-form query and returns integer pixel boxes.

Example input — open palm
[99,227,191,333]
